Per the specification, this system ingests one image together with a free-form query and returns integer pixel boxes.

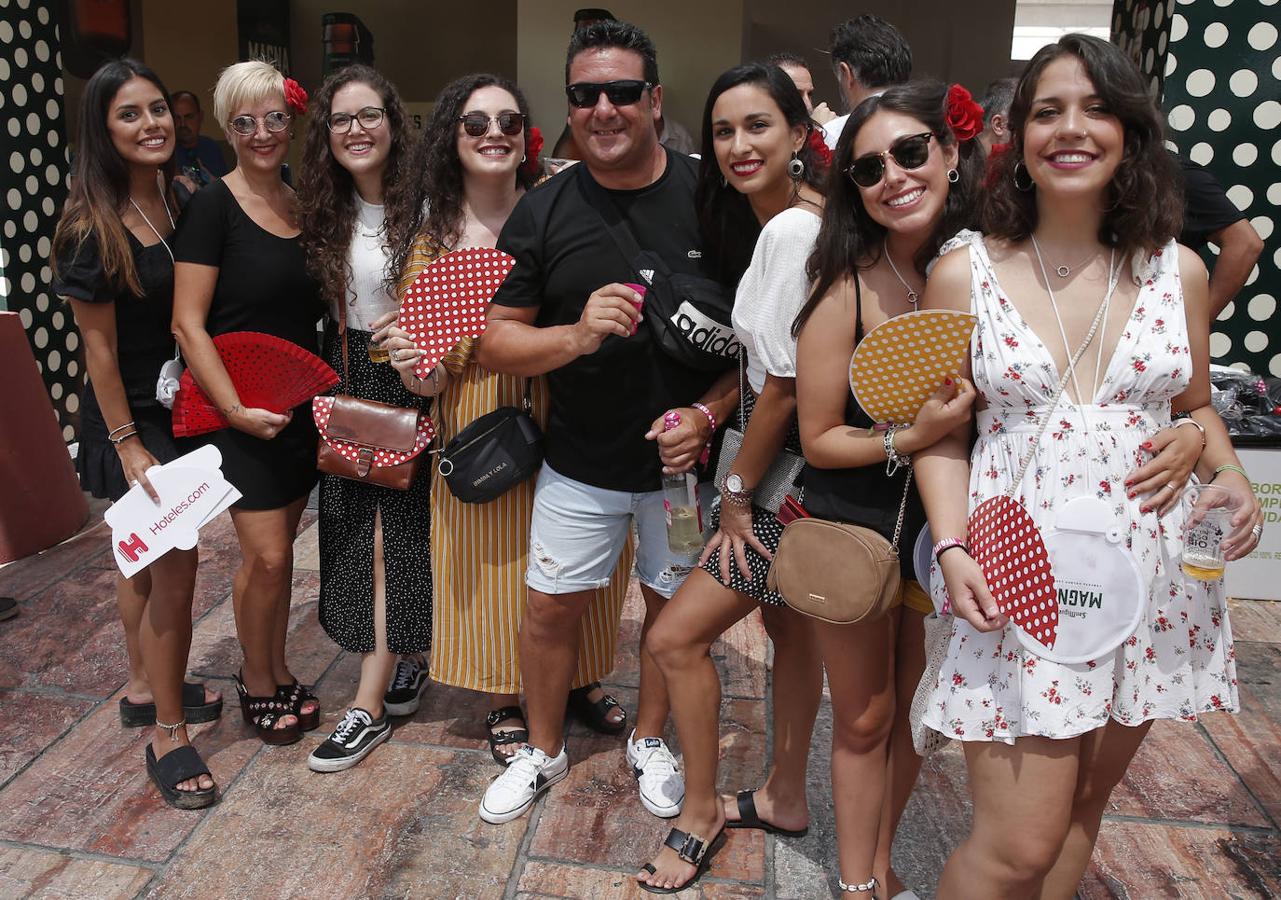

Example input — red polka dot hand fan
[967,496,1058,650]
[171,332,339,437]
[398,248,515,379]
[312,397,436,466]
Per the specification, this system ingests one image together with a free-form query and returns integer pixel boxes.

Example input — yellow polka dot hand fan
[848,310,977,425]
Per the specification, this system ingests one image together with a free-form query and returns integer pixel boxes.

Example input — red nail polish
[1128,491,1136,499]
[1141,442,1152,450]
[1140,506,1150,513]
[945,377,953,385]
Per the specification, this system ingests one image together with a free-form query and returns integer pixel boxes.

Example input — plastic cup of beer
[367,337,390,363]
[1181,483,1239,581]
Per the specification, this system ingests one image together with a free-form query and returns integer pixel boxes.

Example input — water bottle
[661,411,704,555]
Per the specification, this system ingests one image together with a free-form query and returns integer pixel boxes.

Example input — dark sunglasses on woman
[846,131,936,187]
[564,79,651,109]
[457,111,526,137]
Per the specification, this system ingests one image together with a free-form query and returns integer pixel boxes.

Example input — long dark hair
[52,58,175,297]
[394,73,538,265]
[793,79,983,336]
[297,64,418,312]
[695,63,826,286]
[983,33,1182,257]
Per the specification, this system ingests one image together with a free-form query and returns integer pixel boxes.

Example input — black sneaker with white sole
[383,657,428,717]
[308,708,391,773]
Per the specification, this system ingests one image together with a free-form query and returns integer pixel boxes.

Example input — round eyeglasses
[229,111,291,136]
[327,106,386,133]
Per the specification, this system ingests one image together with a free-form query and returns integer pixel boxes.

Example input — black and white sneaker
[383,657,428,716]
[478,744,569,824]
[307,708,391,773]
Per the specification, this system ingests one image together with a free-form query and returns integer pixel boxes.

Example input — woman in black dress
[172,60,321,745]
[53,59,217,808]
[296,65,436,772]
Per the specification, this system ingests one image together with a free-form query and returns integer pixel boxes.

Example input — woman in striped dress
[378,73,632,765]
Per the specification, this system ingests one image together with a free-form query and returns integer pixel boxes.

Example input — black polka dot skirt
[317,323,433,655]
[700,501,787,606]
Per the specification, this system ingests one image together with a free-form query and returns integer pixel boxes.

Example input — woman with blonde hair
[173,60,321,745]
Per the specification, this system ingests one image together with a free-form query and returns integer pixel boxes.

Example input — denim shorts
[526,463,715,599]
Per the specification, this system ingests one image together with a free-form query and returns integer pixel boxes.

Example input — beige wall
[138,0,239,139]
[516,0,746,152]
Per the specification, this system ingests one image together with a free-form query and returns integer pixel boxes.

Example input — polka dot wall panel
[1115,0,1281,377]
[0,0,76,440]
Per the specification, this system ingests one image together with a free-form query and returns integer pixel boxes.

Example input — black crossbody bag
[435,378,543,504]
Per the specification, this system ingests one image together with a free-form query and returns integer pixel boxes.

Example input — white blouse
[330,194,398,332]
[730,206,822,393]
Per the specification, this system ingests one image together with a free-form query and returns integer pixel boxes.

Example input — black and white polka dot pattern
[0,0,76,440]
[701,501,787,607]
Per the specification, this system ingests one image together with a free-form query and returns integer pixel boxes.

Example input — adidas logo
[670,302,742,359]
[639,268,655,284]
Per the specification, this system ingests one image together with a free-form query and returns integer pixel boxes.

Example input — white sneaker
[479,744,569,824]
[626,730,684,818]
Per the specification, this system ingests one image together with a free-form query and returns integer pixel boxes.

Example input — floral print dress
[923,232,1237,743]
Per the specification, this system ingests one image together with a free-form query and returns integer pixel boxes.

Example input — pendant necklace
[884,249,922,308]
[1044,246,1100,278]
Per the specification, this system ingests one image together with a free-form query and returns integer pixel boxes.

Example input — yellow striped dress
[400,238,631,694]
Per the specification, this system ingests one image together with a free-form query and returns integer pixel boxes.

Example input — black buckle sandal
[145,743,218,810]
[486,705,529,766]
[277,679,320,732]
[638,825,726,894]
[234,673,301,745]
[566,681,628,735]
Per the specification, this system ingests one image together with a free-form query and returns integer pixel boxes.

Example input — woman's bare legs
[352,509,397,717]
[638,569,758,890]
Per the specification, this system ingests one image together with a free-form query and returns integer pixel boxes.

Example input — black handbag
[436,379,543,503]
[583,175,739,372]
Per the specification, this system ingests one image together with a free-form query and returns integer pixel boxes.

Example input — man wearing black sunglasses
[476,19,738,827]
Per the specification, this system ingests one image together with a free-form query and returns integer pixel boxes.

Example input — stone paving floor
[0,501,1279,899]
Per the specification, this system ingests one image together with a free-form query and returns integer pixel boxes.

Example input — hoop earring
[721,174,728,188]
[946,168,960,184]
[1012,160,1035,192]
[788,152,805,181]
[521,154,527,164]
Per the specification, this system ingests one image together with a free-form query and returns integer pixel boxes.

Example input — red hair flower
[524,125,543,175]
[945,84,984,143]
[806,127,832,172]
[283,77,308,115]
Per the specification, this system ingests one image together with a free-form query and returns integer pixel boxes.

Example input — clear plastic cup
[1181,483,1241,581]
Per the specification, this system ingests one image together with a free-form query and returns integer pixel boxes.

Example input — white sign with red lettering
[104,445,241,578]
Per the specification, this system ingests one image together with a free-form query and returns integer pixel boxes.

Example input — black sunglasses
[565,79,651,109]
[845,132,936,187]
[457,111,526,137]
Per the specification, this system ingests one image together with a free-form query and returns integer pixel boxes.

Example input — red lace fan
[399,248,515,379]
[172,331,339,437]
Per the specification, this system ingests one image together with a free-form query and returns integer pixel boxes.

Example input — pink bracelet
[691,402,716,465]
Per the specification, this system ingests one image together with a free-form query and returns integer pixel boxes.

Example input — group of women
[50,29,1262,900]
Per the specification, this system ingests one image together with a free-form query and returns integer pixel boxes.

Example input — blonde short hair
[212,60,286,130]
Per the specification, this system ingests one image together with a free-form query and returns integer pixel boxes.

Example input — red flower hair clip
[524,125,543,176]
[806,127,832,172]
[283,78,308,115]
[945,84,984,143]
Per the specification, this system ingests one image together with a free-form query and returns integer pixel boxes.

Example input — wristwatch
[722,473,754,507]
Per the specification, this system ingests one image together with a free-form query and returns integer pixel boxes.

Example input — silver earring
[721,174,728,187]
[521,154,527,163]
[788,153,804,180]
[947,168,960,184]
[1012,160,1035,192]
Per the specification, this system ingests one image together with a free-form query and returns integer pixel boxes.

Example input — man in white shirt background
[821,15,913,150]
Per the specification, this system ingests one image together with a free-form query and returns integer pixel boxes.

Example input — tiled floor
[0,504,1278,899]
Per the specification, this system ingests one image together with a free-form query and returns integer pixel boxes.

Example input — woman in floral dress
[915,35,1262,899]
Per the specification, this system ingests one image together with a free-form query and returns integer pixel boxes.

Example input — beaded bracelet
[1212,463,1249,483]
[691,402,716,465]
[883,425,911,476]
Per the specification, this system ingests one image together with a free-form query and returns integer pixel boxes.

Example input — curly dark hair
[695,63,826,286]
[297,65,420,313]
[793,79,984,337]
[394,73,538,262]
[982,33,1182,258]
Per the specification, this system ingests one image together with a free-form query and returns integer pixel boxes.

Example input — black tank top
[801,275,927,578]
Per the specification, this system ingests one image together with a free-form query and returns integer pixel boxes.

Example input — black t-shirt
[172,179,320,353]
[1176,153,1245,250]
[492,149,720,492]
[53,229,175,405]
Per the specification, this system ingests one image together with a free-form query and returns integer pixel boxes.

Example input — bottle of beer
[660,411,704,555]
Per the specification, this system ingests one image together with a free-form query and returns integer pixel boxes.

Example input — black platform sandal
[638,826,726,894]
[486,706,529,766]
[277,679,321,732]
[120,681,224,728]
[233,673,301,745]
[145,738,218,810]
[566,682,627,735]
[725,789,809,837]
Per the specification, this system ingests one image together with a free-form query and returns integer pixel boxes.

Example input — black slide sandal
[725,790,809,837]
[566,682,627,735]
[638,826,726,894]
[120,682,224,728]
[487,706,529,766]
[145,744,218,810]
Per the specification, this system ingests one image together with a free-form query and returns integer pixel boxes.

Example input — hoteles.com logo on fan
[669,302,741,360]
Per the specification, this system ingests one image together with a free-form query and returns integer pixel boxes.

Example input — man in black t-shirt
[1175,154,1264,318]
[476,20,737,825]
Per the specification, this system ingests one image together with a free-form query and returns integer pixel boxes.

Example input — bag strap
[580,170,660,284]
[889,468,913,555]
